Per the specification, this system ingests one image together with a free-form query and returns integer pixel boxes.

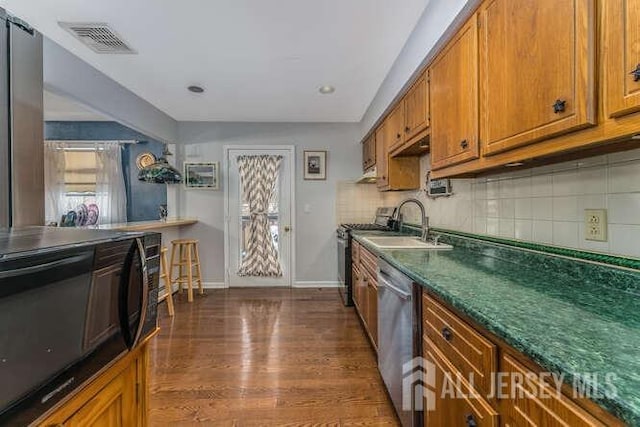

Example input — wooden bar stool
[169,239,204,302]
[160,247,175,316]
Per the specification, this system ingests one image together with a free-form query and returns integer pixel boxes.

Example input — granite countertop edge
[351,231,638,426]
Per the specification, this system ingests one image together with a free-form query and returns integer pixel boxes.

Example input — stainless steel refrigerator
[0,8,44,228]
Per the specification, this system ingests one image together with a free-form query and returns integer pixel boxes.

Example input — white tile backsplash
[418,151,640,259]
[552,196,579,221]
[608,193,640,225]
[337,151,640,259]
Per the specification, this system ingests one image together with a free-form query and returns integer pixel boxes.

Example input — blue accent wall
[45,121,168,222]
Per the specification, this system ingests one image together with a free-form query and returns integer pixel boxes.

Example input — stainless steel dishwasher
[378,258,422,427]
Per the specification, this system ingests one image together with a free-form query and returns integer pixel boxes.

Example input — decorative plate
[136,152,157,170]
[87,203,100,226]
[75,204,89,226]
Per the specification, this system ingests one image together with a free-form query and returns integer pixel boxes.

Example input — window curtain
[237,155,283,277]
[95,142,127,224]
[44,141,67,224]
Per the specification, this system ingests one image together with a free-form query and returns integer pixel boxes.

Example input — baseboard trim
[293,281,340,288]
[162,281,340,290]
[202,282,227,289]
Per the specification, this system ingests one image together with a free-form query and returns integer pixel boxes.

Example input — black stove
[336,207,396,306]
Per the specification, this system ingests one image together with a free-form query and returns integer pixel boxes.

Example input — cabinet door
[359,270,370,329]
[423,337,498,427]
[376,123,389,189]
[387,103,405,152]
[404,71,430,141]
[64,363,137,427]
[430,16,480,170]
[480,0,596,156]
[362,134,376,171]
[352,264,362,311]
[605,0,640,118]
[500,354,606,427]
[367,281,378,347]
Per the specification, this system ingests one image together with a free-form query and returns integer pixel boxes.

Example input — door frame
[223,145,296,288]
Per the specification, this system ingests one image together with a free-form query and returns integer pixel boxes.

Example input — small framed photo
[184,162,219,189]
[303,151,327,180]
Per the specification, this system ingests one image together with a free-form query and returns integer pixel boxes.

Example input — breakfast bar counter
[96,217,198,232]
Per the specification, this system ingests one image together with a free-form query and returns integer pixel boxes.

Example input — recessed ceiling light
[319,85,335,94]
[188,85,205,94]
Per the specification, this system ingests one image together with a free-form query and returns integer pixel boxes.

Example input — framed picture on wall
[303,150,327,180]
[184,162,219,189]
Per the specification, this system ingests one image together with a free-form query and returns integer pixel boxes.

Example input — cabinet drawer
[351,240,360,265]
[500,354,606,427]
[423,294,497,397]
[424,337,499,427]
[359,246,378,277]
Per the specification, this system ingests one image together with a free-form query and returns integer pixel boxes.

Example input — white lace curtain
[95,142,127,224]
[43,141,127,225]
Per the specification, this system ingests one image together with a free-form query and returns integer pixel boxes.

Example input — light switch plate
[584,209,607,242]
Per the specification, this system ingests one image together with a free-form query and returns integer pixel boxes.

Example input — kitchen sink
[361,236,452,250]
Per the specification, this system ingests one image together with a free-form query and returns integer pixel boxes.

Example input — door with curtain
[225,147,294,287]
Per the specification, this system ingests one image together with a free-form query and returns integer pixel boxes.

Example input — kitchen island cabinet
[36,332,155,427]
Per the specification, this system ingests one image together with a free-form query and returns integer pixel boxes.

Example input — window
[62,148,98,211]
[45,141,127,225]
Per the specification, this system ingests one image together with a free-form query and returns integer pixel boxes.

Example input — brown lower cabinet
[421,292,623,426]
[36,334,154,427]
[352,242,378,350]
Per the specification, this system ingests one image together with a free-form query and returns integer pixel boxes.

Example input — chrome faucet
[395,198,429,241]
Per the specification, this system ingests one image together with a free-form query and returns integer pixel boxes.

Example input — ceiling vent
[59,22,136,54]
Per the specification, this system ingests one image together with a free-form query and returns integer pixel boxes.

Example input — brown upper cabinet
[605,0,640,118]
[403,71,430,143]
[387,103,405,152]
[362,133,376,171]
[375,123,389,188]
[430,16,480,170]
[479,0,597,156]
[376,117,421,191]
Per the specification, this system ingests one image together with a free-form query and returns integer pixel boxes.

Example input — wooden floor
[148,288,399,426]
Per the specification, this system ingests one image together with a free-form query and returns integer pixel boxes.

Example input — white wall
[173,122,361,285]
[359,0,473,137]
[43,38,178,143]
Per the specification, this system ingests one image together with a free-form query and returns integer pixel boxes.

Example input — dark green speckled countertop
[352,230,640,426]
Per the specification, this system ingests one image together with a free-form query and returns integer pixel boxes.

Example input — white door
[225,146,294,287]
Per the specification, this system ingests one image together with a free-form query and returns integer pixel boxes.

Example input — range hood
[356,168,378,184]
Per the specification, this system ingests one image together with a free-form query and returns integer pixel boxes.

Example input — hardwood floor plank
[149,288,398,426]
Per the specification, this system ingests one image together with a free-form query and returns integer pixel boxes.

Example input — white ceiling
[2,0,430,122]
[43,90,109,121]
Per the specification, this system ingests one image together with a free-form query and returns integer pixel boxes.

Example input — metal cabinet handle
[553,99,566,114]
[405,126,411,133]
[441,326,453,342]
[396,133,401,140]
[466,414,477,427]
[630,64,640,82]
[460,140,469,149]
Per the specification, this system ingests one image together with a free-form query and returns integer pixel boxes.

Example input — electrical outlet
[584,209,607,242]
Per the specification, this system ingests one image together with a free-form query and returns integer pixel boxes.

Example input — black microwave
[0,228,160,425]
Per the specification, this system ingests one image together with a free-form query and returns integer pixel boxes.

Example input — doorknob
[283,226,291,232]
